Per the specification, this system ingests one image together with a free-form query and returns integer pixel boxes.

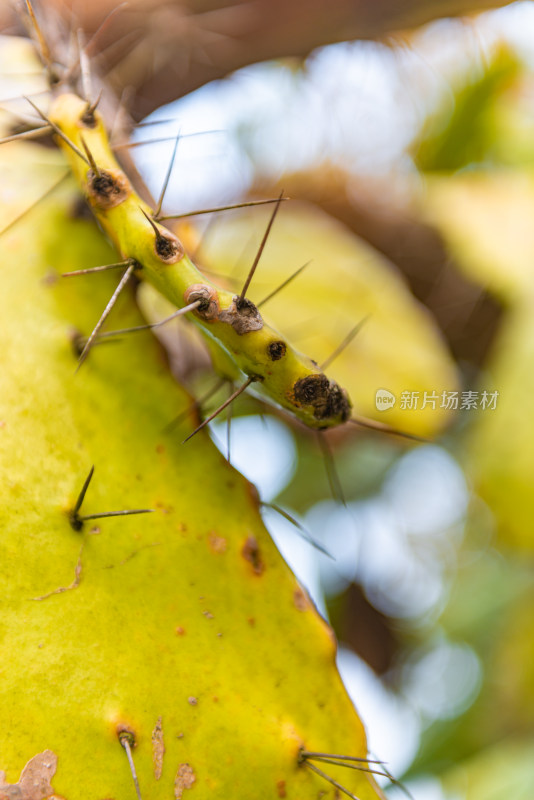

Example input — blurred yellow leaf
[424,171,534,303]
[468,303,534,551]
[193,202,459,437]
[442,738,534,800]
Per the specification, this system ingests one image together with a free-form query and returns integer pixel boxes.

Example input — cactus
[0,7,393,800]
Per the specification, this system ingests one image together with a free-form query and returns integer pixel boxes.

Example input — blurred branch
[5,0,513,118]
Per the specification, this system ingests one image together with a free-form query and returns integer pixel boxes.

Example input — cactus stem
[154,131,181,218]
[237,190,284,307]
[257,260,311,309]
[76,261,136,370]
[316,432,346,507]
[24,97,90,166]
[62,259,135,278]
[183,376,257,444]
[119,733,144,800]
[156,196,289,223]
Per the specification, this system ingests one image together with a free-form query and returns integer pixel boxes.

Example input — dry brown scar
[152,717,165,781]
[241,535,265,575]
[174,764,195,799]
[31,545,84,601]
[0,750,58,800]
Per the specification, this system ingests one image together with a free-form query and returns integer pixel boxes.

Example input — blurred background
[4,0,534,797]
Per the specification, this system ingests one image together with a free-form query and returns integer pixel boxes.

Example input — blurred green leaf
[413,47,520,172]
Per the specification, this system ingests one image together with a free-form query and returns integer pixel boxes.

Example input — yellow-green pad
[0,142,384,799]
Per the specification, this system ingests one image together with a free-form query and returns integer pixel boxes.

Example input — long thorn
[238,190,284,305]
[80,135,100,177]
[320,316,370,371]
[154,131,180,218]
[92,300,200,340]
[62,259,134,278]
[0,125,51,145]
[163,378,226,435]
[79,509,154,521]
[226,383,234,463]
[84,2,129,57]
[348,416,427,443]
[139,206,164,242]
[113,130,221,152]
[76,262,135,370]
[317,432,346,507]
[120,736,143,800]
[77,28,93,102]
[183,377,255,444]
[302,752,385,765]
[25,0,53,75]
[303,761,361,800]
[0,171,69,237]
[72,465,95,518]
[304,755,413,800]
[24,97,90,165]
[257,260,311,309]
[262,503,334,559]
[157,197,289,223]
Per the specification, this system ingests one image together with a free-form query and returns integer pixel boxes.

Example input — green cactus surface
[0,140,384,799]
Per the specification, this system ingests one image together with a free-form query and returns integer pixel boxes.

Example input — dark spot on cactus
[154,231,184,263]
[184,284,220,321]
[80,106,98,129]
[242,535,265,575]
[87,168,130,209]
[188,697,198,706]
[277,780,287,798]
[117,726,137,747]
[268,341,286,361]
[292,375,351,422]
